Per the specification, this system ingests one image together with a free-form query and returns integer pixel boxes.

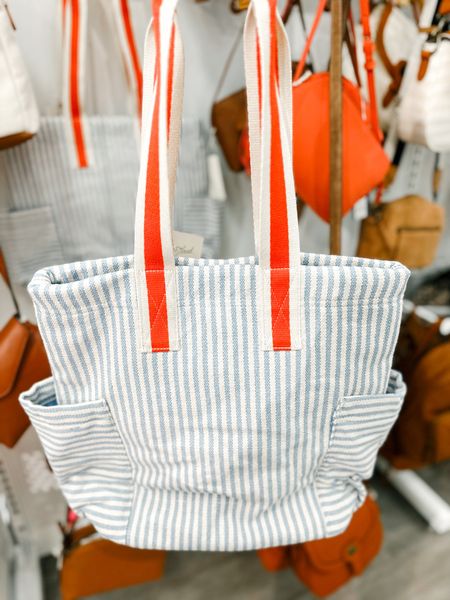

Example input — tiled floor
[43,465,450,600]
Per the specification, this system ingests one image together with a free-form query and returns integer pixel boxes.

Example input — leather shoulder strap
[0,250,10,287]
[359,0,383,141]
[375,4,396,77]
[375,4,408,108]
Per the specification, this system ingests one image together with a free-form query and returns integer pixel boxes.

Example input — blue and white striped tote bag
[21,0,409,551]
[0,0,223,308]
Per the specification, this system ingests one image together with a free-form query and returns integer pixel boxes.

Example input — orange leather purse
[0,318,50,447]
[212,89,247,172]
[291,0,389,223]
[258,496,383,597]
[257,545,290,572]
[60,523,166,600]
[238,0,389,220]
[0,253,51,447]
[289,497,382,597]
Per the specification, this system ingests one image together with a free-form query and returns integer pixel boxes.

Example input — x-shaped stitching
[269,269,291,338]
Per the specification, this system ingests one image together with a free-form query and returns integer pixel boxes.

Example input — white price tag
[207,153,227,202]
[353,196,369,221]
[173,231,204,259]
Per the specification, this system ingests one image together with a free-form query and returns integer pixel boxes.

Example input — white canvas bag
[0,0,39,149]
[21,0,409,551]
[397,0,450,151]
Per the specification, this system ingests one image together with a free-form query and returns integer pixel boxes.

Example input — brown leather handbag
[357,195,444,269]
[60,524,166,600]
[0,318,50,447]
[212,88,247,172]
[0,251,51,447]
[382,309,450,469]
[289,496,382,597]
[257,497,382,596]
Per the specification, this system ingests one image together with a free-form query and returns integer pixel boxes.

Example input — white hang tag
[173,230,204,259]
[0,274,16,331]
[383,112,399,161]
[207,153,227,202]
[353,196,369,221]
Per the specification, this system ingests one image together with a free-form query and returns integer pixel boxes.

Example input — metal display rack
[0,429,66,600]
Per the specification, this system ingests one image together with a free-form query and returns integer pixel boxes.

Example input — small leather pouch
[357,195,444,269]
[211,89,247,172]
[432,411,450,464]
[60,524,166,600]
[0,318,50,447]
[289,497,383,597]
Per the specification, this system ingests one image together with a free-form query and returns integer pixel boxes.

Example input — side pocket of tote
[20,378,133,544]
[0,206,63,285]
[316,370,405,534]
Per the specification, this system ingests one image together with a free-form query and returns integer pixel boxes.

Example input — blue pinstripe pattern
[21,253,408,550]
[0,119,223,291]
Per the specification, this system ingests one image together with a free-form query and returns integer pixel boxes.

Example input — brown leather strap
[0,251,9,287]
[0,250,20,319]
[345,8,362,88]
[281,0,296,22]
[375,3,407,107]
[376,4,396,77]
[418,50,433,80]
[418,0,450,79]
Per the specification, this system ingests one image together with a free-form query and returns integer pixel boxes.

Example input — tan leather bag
[0,318,50,447]
[382,310,450,469]
[0,252,51,447]
[357,195,444,269]
[60,524,166,600]
[211,89,247,172]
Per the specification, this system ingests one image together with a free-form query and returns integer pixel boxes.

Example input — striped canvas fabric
[0,0,223,300]
[21,252,408,550]
[0,117,223,287]
[20,0,409,551]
